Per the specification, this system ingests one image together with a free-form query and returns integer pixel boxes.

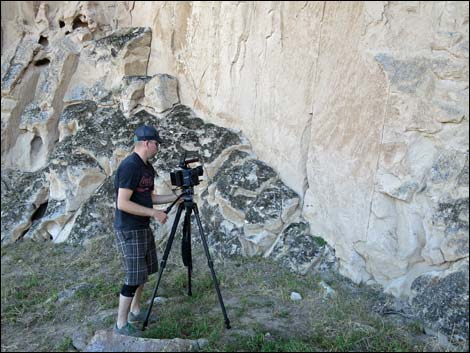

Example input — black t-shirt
[114,152,155,231]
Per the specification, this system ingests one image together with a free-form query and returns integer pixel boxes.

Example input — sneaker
[114,322,142,337]
[128,309,157,324]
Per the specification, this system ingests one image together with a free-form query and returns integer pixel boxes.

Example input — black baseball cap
[133,125,164,143]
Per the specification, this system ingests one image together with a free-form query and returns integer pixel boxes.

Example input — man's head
[133,125,163,161]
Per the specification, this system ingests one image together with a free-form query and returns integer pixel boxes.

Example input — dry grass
[1,235,463,352]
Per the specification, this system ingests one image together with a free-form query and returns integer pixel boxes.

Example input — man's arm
[117,188,167,223]
[151,193,180,205]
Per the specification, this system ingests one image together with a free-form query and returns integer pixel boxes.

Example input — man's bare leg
[117,294,133,329]
[130,284,144,315]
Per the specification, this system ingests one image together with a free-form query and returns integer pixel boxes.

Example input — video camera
[170,153,203,188]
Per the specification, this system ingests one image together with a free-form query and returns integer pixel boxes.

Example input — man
[113,124,179,336]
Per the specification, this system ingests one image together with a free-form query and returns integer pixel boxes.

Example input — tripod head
[163,187,193,214]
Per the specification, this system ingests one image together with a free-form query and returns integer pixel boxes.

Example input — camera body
[170,157,203,188]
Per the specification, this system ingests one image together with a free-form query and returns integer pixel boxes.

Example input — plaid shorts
[115,228,158,286]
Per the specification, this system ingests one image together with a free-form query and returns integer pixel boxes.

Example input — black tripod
[142,188,231,330]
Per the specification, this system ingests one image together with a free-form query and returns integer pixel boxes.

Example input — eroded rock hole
[32,201,49,222]
[19,201,49,239]
[34,58,50,67]
[31,135,43,161]
[72,16,88,30]
[38,35,49,47]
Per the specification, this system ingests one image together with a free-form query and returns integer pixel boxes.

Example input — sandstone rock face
[300,2,469,303]
[1,1,468,343]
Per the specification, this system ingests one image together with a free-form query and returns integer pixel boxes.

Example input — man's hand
[151,209,168,224]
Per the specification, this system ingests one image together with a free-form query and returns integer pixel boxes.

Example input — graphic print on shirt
[136,171,154,193]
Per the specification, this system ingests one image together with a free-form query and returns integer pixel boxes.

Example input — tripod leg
[142,202,184,331]
[182,208,193,296]
[192,203,231,329]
